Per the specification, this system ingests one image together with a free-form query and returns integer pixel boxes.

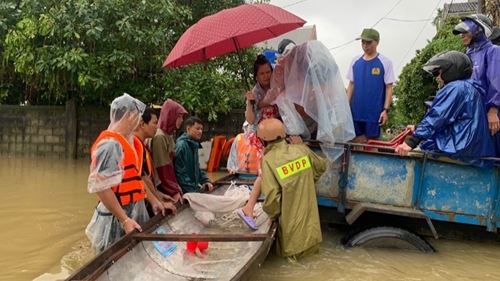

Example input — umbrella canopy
[163,3,306,68]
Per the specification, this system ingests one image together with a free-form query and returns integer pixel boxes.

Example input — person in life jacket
[453,14,500,156]
[85,93,156,253]
[257,118,327,262]
[133,107,177,218]
[227,121,260,175]
[149,99,188,204]
[395,51,495,168]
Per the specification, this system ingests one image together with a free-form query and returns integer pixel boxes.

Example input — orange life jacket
[133,135,153,179]
[91,130,146,206]
[235,134,260,174]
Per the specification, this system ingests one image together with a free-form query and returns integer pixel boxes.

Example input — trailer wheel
[343,226,434,253]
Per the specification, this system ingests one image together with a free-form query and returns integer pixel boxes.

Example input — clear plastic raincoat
[270,40,355,161]
[85,93,150,253]
[227,122,260,174]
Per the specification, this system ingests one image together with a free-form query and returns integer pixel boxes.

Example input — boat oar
[133,233,268,242]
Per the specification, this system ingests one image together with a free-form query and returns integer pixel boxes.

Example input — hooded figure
[396,51,495,168]
[150,99,187,199]
[453,14,500,146]
[263,40,355,162]
[86,93,150,253]
[258,118,327,262]
[227,121,260,175]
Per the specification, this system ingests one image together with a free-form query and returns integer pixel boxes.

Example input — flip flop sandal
[238,210,258,230]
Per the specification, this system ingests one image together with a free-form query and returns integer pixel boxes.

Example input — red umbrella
[162,3,306,69]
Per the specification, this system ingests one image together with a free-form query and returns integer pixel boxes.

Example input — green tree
[432,8,443,29]
[0,0,269,120]
[391,16,464,126]
[0,1,25,104]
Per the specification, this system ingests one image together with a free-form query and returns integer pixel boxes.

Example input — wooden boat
[67,175,277,281]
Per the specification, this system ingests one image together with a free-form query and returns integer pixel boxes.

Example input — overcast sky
[269,0,468,82]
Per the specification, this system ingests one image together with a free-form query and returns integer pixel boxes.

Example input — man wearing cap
[347,28,395,146]
[453,14,500,150]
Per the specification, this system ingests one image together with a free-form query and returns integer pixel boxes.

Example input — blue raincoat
[463,20,500,158]
[414,79,495,168]
[469,42,500,107]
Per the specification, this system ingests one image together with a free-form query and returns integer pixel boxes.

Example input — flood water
[1,156,500,281]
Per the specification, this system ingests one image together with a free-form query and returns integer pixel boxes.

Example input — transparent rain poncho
[85,93,148,254]
[272,40,355,161]
[227,122,260,174]
[87,93,146,194]
[86,200,150,254]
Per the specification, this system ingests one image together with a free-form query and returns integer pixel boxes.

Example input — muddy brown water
[1,156,500,281]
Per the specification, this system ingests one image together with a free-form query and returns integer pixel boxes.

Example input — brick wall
[76,107,109,158]
[0,104,246,158]
[0,105,67,156]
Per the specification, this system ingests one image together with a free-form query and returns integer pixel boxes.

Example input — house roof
[255,25,317,50]
[443,2,477,14]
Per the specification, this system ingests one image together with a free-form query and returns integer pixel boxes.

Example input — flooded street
[1,156,500,281]
[0,156,94,281]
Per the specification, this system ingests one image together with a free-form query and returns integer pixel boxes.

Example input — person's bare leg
[352,135,366,151]
[241,176,262,217]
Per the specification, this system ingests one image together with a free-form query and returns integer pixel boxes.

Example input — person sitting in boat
[395,51,495,168]
[227,121,260,176]
[149,99,188,204]
[85,93,164,253]
[174,116,214,193]
[257,118,327,262]
[133,107,177,218]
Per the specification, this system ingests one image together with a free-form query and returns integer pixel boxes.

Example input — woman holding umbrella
[238,54,281,229]
[239,39,356,229]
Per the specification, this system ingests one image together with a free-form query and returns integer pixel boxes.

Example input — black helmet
[490,26,500,46]
[453,14,493,37]
[277,39,296,56]
[423,51,472,84]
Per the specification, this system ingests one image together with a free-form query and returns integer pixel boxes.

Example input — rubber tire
[343,226,435,253]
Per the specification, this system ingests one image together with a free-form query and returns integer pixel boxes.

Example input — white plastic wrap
[85,200,149,254]
[87,139,124,194]
[108,93,146,137]
[87,93,146,194]
[272,40,355,161]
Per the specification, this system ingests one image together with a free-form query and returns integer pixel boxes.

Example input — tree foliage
[391,16,465,126]
[0,0,269,120]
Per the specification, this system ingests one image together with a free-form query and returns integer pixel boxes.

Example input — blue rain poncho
[462,20,500,113]
[414,79,495,168]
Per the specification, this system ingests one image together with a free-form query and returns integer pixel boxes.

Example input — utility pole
[478,0,485,13]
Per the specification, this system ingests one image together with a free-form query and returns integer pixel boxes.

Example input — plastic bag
[194,211,216,225]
